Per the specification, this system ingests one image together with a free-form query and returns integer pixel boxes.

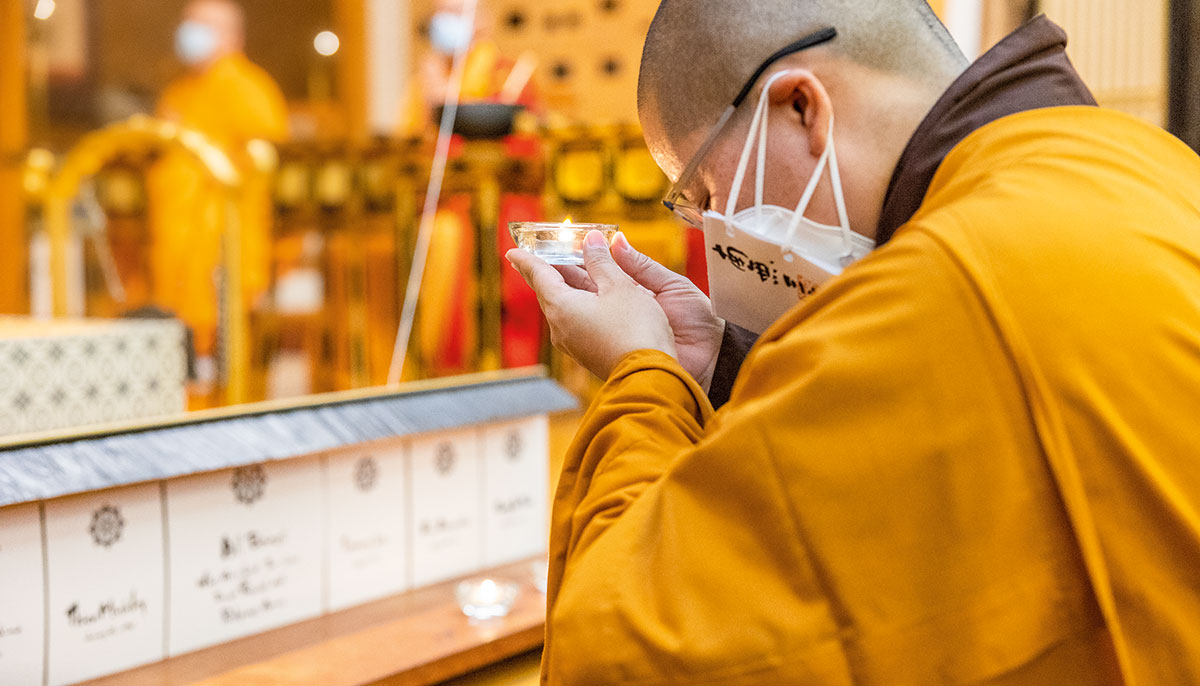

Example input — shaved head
[639,0,966,144]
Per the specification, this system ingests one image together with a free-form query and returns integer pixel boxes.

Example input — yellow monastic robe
[148,54,288,355]
[544,107,1200,685]
[400,40,520,137]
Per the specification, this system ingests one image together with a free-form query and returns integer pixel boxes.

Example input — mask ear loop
[754,86,769,215]
[824,126,856,266]
[779,120,856,265]
[779,118,833,263]
[723,71,788,238]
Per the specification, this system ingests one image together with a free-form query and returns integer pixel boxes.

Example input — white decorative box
[409,429,484,587]
[0,503,45,686]
[482,417,550,567]
[43,483,166,686]
[0,317,187,436]
[165,458,324,656]
[325,444,411,612]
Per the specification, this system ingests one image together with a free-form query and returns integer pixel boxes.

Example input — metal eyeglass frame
[661,26,838,229]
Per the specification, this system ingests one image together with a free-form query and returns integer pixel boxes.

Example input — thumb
[582,230,629,291]
[611,232,683,294]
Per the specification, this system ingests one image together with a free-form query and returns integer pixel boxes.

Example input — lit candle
[455,577,519,620]
[557,219,576,244]
[475,578,502,604]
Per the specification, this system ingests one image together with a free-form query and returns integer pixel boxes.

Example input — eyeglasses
[662,27,838,229]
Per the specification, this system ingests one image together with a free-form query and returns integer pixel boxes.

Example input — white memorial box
[44,483,166,686]
[0,503,45,686]
[166,458,323,655]
[482,416,550,567]
[409,429,483,587]
[324,444,409,611]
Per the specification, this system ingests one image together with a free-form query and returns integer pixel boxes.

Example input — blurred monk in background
[148,0,288,391]
[400,0,538,136]
[403,0,542,377]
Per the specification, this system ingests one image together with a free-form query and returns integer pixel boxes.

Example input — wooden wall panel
[335,0,369,140]
[1041,0,1169,126]
[411,0,659,126]
[92,0,336,104]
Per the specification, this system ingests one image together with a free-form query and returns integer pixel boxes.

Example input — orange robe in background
[400,40,538,137]
[543,108,1200,684]
[148,53,288,356]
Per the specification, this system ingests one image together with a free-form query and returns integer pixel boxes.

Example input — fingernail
[614,232,632,253]
[584,230,607,248]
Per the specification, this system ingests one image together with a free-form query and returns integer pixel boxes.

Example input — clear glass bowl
[509,222,619,266]
[455,578,520,621]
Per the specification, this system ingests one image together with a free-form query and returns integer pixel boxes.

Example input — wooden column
[0,0,29,314]
[982,0,1036,52]
[334,0,369,142]
[1169,0,1200,150]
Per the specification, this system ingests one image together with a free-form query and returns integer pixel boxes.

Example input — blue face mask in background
[175,20,218,66]
[429,12,473,56]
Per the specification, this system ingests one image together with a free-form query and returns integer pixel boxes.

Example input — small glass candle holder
[509,221,619,266]
[455,578,520,621]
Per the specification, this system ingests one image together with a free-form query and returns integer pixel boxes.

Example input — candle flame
[558,218,577,242]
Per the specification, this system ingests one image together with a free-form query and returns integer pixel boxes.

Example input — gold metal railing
[39,116,253,404]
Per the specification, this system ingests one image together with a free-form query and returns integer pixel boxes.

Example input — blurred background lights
[313,30,340,57]
[33,0,56,21]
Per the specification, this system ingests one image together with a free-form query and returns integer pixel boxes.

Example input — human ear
[766,69,833,158]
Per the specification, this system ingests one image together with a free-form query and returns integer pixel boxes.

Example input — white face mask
[429,12,473,56]
[175,20,218,66]
[702,71,875,334]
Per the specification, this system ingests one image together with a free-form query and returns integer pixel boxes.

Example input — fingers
[506,249,569,304]
[611,232,685,293]
[555,265,598,293]
[582,230,632,292]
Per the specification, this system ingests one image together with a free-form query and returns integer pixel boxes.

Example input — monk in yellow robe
[402,0,540,376]
[509,2,1200,684]
[148,0,287,367]
[400,0,538,137]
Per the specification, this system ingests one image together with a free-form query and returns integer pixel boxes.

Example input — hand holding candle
[506,230,678,379]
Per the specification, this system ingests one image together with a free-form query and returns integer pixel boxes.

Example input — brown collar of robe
[708,16,1098,409]
[875,14,1098,244]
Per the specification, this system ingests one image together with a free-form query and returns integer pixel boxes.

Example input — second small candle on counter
[509,219,619,266]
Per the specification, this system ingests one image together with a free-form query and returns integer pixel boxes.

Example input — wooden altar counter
[0,369,577,686]
[79,557,547,686]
